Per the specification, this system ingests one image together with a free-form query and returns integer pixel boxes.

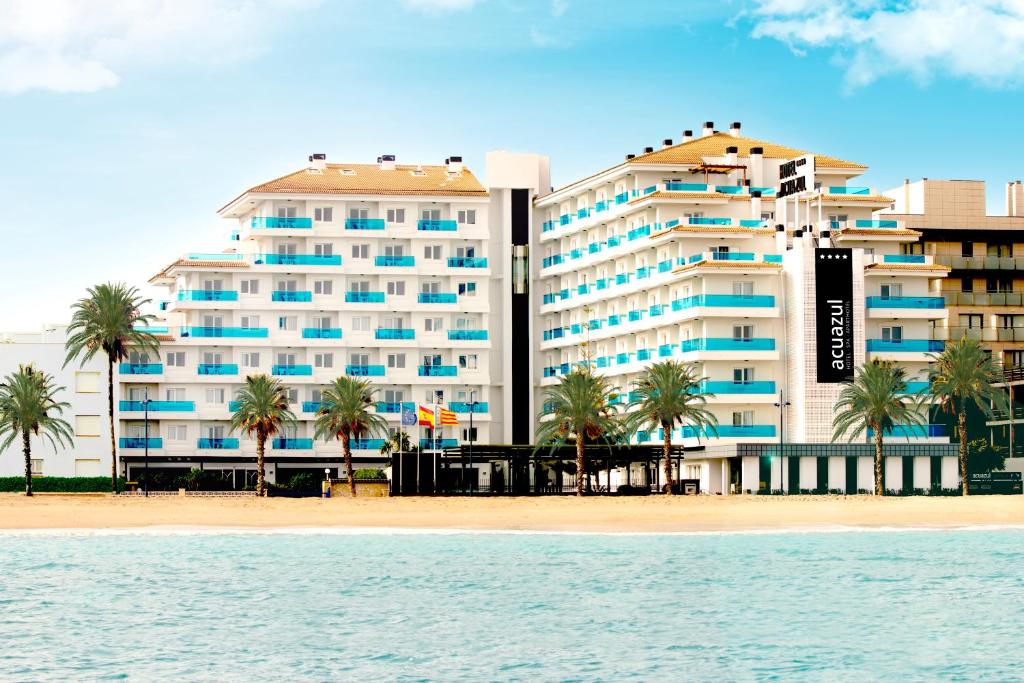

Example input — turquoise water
[1,529,1023,680]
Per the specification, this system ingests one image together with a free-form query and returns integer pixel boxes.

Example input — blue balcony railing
[420,438,459,450]
[254,253,341,266]
[346,365,385,377]
[577,207,591,219]
[450,401,488,413]
[375,255,415,267]
[866,296,945,309]
[181,327,267,338]
[448,330,488,341]
[198,438,240,449]
[119,363,163,375]
[700,381,777,395]
[251,216,312,229]
[883,254,926,264]
[542,293,556,305]
[119,400,195,412]
[902,381,930,394]
[689,217,733,226]
[666,182,708,192]
[672,294,775,310]
[418,292,457,304]
[272,438,313,449]
[228,401,242,412]
[679,338,776,352]
[418,365,457,377]
[272,290,312,303]
[867,339,944,353]
[559,214,572,226]
[302,328,342,339]
[683,425,776,438]
[272,365,313,376]
[749,186,776,196]
[867,424,946,438]
[345,218,385,230]
[345,291,385,303]
[417,219,457,231]
[177,290,238,302]
[855,219,898,229]
[614,191,629,204]
[376,401,415,414]
[448,257,488,268]
[542,220,556,232]
[636,349,652,361]
[198,364,238,375]
[351,438,387,450]
[302,401,323,413]
[120,437,163,449]
[375,328,414,340]
[827,186,871,195]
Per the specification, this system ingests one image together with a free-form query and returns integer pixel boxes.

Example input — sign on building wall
[815,248,854,383]
[777,154,815,198]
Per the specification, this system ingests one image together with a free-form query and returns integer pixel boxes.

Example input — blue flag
[401,406,417,426]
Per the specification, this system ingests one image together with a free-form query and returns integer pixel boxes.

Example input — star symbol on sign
[842,254,849,259]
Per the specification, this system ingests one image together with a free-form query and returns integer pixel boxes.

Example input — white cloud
[402,0,481,11]
[748,0,1024,89]
[0,0,321,95]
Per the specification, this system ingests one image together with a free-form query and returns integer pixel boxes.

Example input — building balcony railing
[345,218,385,230]
[902,381,931,394]
[450,401,488,413]
[251,216,312,229]
[678,338,776,352]
[228,401,242,412]
[177,290,238,302]
[272,290,313,302]
[272,365,313,376]
[826,186,871,195]
[302,401,323,413]
[865,296,945,309]
[376,401,416,414]
[272,438,313,449]
[198,438,240,449]
[934,255,1024,271]
[447,257,488,268]
[671,294,775,311]
[420,438,459,449]
[931,326,1024,343]
[351,438,386,450]
[882,254,926,264]
[119,363,163,374]
[345,291,385,303]
[302,328,342,339]
[375,328,414,340]
[942,291,1024,306]
[346,365,385,377]
[375,255,415,267]
[417,219,457,231]
[700,381,777,395]
[119,400,195,412]
[853,219,898,229]
[120,437,163,449]
[198,363,238,375]
[418,365,457,377]
[675,425,777,438]
[181,327,268,338]
[867,424,946,438]
[254,253,341,266]
[448,330,488,341]
[417,292,457,304]
[866,339,944,353]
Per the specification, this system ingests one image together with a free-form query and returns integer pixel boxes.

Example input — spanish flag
[439,407,459,426]
[417,405,435,427]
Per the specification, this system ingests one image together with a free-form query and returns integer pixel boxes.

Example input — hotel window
[383,244,405,257]
[75,415,101,437]
[127,387,147,402]
[200,314,224,328]
[1006,351,1024,368]
[349,280,370,293]
[168,425,187,441]
[240,279,259,294]
[350,353,369,366]
[31,459,43,476]
[276,243,297,256]
[422,354,442,367]
[459,354,478,370]
[732,281,753,297]
[386,208,406,224]
[458,282,477,297]
[387,353,406,369]
[349,208,369,219]
[733,368,754,384]
[206,425,226,440]
[902,242,924,255]
[240,315,260,329]
[352,316,370,332]
[384,389,404,403]
[314,243,333,257]
[827,214,848,228]
[881,326,903,342]
[382,316,404,329]
[959,314,983,329]
[165,388,186,401]
[386,281,406,296]
[684,211,705,219]
[462,427,478,441]
[75,371,100,393]
[962,278,974,293]
[426,389,444,403]
[128,350,152,365]
[422,209,441,221]
[421,281,440,294]
[276,278,298,292]
[425,318,443,332]
[311,389,323,403]
[732,410,754,427]
[987,277,1013,293]
[962,242,974,257]
[880,283,902,299]
[278,316,297,331]
[276,353,296,367]
[206,389,226,404]
[760,211,775,222]
[311,315,332,330]
[314,352,334,368]
[314,207,333,222]
[351,244,369,259]
[241,352,260,368]
[457,209,476,225]
[423,245,442,260]
[277,206,297,218]
[732,325,753,341]
[203,351,223,365]
[454,245,476,258]
[989,243,1012,257]
[999,315,1024,329]
[314,279,333,295]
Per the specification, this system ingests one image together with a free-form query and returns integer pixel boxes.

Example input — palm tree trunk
[874,426,884,496]
[107,354,117,493]
[256,434,266,497]
[22,430,32,497]
[342,432,356,497]
[663,422,674,495]
[958,411,969,496]
[575,437,585,497]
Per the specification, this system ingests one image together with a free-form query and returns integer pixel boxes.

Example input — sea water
[0,529,1022,681]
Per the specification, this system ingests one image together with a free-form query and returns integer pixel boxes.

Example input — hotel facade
[99,122,1014,493]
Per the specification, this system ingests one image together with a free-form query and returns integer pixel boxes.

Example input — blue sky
[2,0,1023,329]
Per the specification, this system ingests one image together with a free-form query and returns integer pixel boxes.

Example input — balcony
[827,186,871,195]
[450,401,488,413]
[942,291,1024,307]
[883,254,926,264]
[671,294,775,311]
[559,214,572,226]
[688,217,732,226]
[181,327,268,338]
[198,438,240,449]
[665,182,708,192]
[120,363,163,375]
[351,438,386,450]
[420,438,459,449]
[542,220,556,233]
[934,255,1024,271]
[119,437,163,449]
[700,381,777,395]
[273,365,313,376]
[376,401,415,414]
[679,338,776,352]
[228,401,242,412]
[198,364,238,375]
[345,291,385,303]
[346,365,385,377]
[177,290,238,302]
[272,438,314,450]
[867,425,946,438]
[419,365,457,377]
[865,296,944,309]
[255,253,341,266]
[119,400,195,412]
[302,401,323,413]
[302,328,342,339]
[448,256,489,268]
[903,381,930,394]
[418,292,457,304]
[854,219,898,229]
[685,425,776,438]
[448,330,488,341]
[417,219,457,231]
[376,328,415,340]
[345,218,385,230]
[251,216,312,229]
[866,339,944,353]
[272,290,312,303]
[375,255,415,267]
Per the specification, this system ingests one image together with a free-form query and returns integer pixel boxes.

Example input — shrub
[0,477,127,493]
[285,472,318,493]
[173,468,230,492]
[616,484,651,496]
[353,468,385,480]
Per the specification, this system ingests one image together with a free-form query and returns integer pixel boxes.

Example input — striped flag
[439,407,458,426]
[417,405,435,427]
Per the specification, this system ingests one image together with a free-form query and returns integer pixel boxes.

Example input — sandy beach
[0,493,1022,532]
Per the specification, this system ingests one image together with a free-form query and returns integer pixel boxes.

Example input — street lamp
[143,387,152,498]
[467,388,477,495]
[773,391,791,495]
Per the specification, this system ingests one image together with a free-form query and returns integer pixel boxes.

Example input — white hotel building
[113,124,960,493]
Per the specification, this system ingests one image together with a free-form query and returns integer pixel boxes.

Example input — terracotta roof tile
[240,163,487,200]
[630,132,865,170]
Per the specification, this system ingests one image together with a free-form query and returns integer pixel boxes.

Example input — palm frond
[0,364,74,453]
[64,282,159,367]
[833,360,926,442]
[623,360,719,440]
[314,377,389,442]
[228,374,295,439]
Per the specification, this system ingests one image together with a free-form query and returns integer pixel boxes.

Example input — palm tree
[229,374,295,496]
[314,377,388,496]
[379,429,415,459]
[833,360,927,495]
[535,367,622,496]
[0,365,74,496]
[64,283,159,492]
[929,336,1009,495]
[624,360,718,495]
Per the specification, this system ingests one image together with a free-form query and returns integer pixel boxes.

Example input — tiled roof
[652,226,775,238]
[149,258,249,283]
[865,263,951,272]
[835,228,921,237]
[672,260,782,275]
[819,194,895,203]
[629,190,727,203]
[630,132,865,170]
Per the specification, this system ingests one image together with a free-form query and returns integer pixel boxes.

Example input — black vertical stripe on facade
[511,189,530,443]
[511,189,529,245]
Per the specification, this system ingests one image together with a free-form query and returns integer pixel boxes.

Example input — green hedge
[0,477,125,493]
